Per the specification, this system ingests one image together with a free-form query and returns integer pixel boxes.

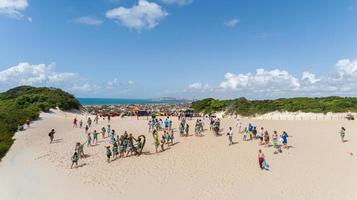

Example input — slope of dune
[1,110,356,200]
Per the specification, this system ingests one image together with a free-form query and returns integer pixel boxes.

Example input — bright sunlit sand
[1,110,356,200]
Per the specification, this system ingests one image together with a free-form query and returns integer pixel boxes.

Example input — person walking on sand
[79,119,83,129]
[339,127,346,143]
[258,149,269,170]
[71,152,79,169]
[48,129,55,144]
[227,127,234,145]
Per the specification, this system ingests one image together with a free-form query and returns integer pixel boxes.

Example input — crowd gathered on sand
[39,113,348,170]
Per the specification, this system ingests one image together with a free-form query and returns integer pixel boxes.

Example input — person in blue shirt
[281,131,289,149]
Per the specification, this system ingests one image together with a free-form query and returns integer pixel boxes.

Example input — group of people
[105,131,144,163]
[223,119,292,170]
[148,117,173,132]
[152,129,175,153]
[68,115,290,170]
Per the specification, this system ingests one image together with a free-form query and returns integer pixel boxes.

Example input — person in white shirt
[236,118,242,133]
[227,127,234,145]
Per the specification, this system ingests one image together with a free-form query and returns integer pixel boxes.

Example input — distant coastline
[78,98,191,106]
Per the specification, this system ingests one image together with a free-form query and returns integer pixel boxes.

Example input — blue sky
[0,0,357,99]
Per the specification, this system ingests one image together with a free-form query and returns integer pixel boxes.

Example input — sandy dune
[1,110,357,200]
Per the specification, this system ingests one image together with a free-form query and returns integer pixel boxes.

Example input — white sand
[1,110,357,200]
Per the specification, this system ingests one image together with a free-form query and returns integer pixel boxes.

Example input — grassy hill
[192,97,357,116]
[0,86,81,160]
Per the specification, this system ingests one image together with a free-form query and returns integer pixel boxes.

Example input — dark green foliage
[192,97,357,116]
[0,86,81,160]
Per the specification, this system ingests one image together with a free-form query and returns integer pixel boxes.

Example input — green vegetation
[192,97,357,116]
[0,86,81,160]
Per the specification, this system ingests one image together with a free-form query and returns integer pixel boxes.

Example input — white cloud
[161,0,193,6]
[0,62,136,97]
[224,18,240,28]
[188,82,210,90]
[336,58,357,77]
[73,16,103,26]
[106,0,168,30]
[0,0,29,20]
[220,69,300,92]
[0,62,77,85]
[302,71,320,84]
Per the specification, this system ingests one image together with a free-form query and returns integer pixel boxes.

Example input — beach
[1,110,357,200]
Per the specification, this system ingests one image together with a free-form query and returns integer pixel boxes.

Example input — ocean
[78,98,161,105]
[78,98,189,105]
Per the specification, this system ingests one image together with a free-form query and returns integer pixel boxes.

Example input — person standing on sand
[153,130,160,153]
[252,126,257,138]
[48,129,55,144]
[79,119,83,129]
[272,131,278,149]
[243,127,247,141]
[101,127,106,138]
[339,127,346,143]
[264,131,270,147]
[87,117,92,128]
[107,125,111,136]
[160,135,166,151]
[273,131,282,154]
[73,118,77,128]
[258,127,264,145]
[179,122,185,137]
[236,118,242,133]
[185,124,189,137]
[112,142,119,160]
[106,146,112,163]
[95,115,99,124]
[85,125,89,134]
[92,130,99,145]
[258,149,269,170]
[87,133,92,147]
[26,119,31,128]
[281,131,289,148]
[107,115,111,123]
[227,127,234,145]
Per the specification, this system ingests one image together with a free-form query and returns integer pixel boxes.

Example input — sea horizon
[78,97,190,105]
